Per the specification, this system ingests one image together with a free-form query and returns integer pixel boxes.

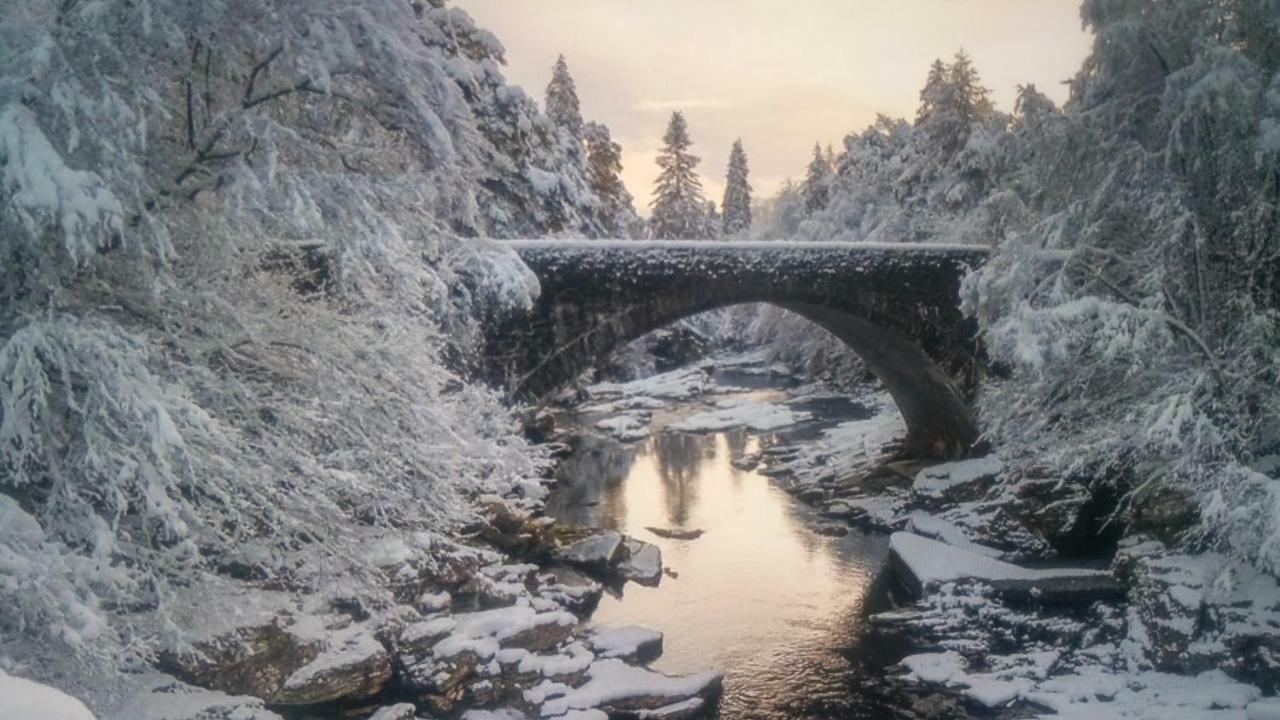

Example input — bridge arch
[486,241,989,459]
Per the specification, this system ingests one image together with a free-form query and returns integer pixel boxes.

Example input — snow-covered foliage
[545,55,585,140]
[765,1,1280,574]
[585,122,644,239]
[0,0,620,664]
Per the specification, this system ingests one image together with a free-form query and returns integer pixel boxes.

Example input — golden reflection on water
[583,429,885,681]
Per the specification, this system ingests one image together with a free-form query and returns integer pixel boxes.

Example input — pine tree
[803,142,831,214]
[721,139,753,236]
[545,54,584,139]
[917,59,951,124]
[948,49,994,127]
[584,122,642,237]
[650,112,708,239]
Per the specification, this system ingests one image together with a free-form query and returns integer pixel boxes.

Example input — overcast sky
[457,1,1093,214]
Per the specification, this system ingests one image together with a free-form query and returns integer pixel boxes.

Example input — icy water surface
[548,372,917,719]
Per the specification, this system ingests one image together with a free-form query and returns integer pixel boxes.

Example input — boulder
[107,678,284,720]
[273,629,392,705]
[157,618,322,701]
[555,531,625,571]
[911,456,1002,509]
[616,538,663,586]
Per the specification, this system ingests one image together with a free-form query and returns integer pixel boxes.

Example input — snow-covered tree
[803,143,832,214]
[585,121,642,237]
[650,111,708,239]
[545,54,584,140]
[721,139,753,236]
[0,0,606,661]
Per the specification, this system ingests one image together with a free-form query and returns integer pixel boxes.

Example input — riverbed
[546,359,923,719]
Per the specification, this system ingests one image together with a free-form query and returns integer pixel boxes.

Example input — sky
[457,1,1094,215]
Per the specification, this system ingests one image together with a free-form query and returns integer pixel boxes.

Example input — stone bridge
[485,240,990,459]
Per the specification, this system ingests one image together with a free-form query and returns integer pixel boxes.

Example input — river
[546,361,922,719]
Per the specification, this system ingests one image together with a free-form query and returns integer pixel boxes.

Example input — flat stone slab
[889,532,1122,605]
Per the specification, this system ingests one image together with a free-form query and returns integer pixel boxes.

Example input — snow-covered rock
[0,671,96,720]
[889,532,1119,603]
[538,659,722,717]
[587,626,664,664]
[274,627,391,705]
[911,455,1002,508]
[670,400,810,433]
[108,679,283,720]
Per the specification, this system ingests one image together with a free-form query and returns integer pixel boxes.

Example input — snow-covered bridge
[487,240,990,458]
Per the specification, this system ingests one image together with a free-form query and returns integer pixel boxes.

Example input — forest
[1,1,1278,719]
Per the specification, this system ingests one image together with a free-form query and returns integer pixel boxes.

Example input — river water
[547,367,918,719]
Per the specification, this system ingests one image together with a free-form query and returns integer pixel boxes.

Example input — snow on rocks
[366,704,420,720]
[538,659,723,717]
[911,455,1002,508]
[669,399,809,433]
[586,626,664,664]
[889,531,1120,604]
[587,367,712,401]
[594,414,651,442]
[106,679,284,720]
[0,670,96,720]
[275,624,391,705]
[1114,538,1280,689]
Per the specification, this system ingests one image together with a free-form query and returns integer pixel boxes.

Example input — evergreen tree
[584,122,642,237]
[803,142,831,214]
[650,112,708,239]
[545,54,584,139]
[721,139,753,236]
[948,49,994,127]
[916,59,951,124]
[703,201,723,239]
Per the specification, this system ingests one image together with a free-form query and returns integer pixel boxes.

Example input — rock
[555,531,625,570]
[617,538,663,586]
[813,523,849,537]
[889,532,1122,604]
[107,679,284,720]
[273,628,392,705]
[645,527,704,541]
[911,456,1002,509]
[540,659,723,717]
[157,618,322,701]
[537,566,605,614]
[730,453,762,471]
[587,626,664,664]
[367,704,419,720]
[1116,540,1280,689]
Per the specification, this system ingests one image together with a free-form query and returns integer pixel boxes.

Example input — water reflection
[550,403,899,719]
